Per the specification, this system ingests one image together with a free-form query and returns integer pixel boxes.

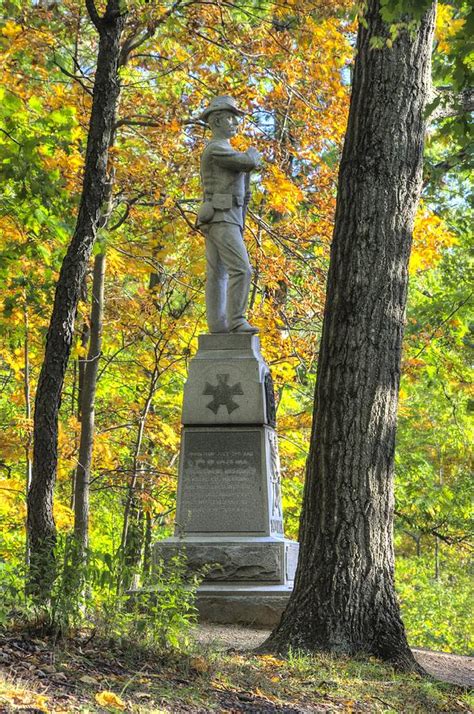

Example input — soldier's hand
[246,147,262,166]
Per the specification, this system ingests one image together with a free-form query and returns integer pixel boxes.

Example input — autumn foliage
[0,1,472,653]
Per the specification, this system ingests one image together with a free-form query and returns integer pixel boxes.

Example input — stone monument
[153,97,299,625]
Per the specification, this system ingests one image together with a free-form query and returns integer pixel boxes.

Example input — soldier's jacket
[197,139,259,229]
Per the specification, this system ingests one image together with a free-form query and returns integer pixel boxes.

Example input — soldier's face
[213,111,239,138]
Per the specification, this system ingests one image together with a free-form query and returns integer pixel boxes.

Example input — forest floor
[0,625,472,713]
[196,624,474,687]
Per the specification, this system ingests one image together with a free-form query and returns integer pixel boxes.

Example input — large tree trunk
[27,0,126,601]
[73,252,106,562]
[264,1,435,669]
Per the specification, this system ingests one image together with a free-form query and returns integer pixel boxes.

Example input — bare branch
[119,28,155,66]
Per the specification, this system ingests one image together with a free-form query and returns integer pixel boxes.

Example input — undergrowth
[0,537,200,653]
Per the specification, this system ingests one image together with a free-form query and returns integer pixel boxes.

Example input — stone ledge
[198,333,261,352]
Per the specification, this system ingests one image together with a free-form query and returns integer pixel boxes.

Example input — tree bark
[264,0,435,670]
[73,252,106,562]
[27,0,126,601]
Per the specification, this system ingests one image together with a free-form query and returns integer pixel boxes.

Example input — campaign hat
[198,95,245,123]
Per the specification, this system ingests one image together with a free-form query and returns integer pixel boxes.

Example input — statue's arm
[212,145,261,172]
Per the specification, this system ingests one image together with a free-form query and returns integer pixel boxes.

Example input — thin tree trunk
[73,252,106,562]
[119,359,160,589]
[27,0,126,601]
[142,509,153,578]
[120,371,159,553]
[434,447,443,580]
[264,0,435,670]
[71,290,90,511]
[24,297,32,565]
[77,282,91,426]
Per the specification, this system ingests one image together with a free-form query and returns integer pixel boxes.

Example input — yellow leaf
[262,166,304,215]
[169,118,181,132]
[95,690,126,710]
[2,21,22,38]
[258,653,286,666]
[53,501,74,530]
[436,4,465,53]
[8,690,49,712]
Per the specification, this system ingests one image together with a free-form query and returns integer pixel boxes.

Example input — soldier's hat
[198,95,245,124]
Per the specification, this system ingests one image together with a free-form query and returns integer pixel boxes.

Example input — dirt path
[195,624,474,688]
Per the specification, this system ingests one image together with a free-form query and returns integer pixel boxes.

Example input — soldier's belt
[205,193,245,209]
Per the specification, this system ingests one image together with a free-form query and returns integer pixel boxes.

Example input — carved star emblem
[203,373,244,415]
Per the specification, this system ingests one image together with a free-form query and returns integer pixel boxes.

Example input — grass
[0,630,472,713]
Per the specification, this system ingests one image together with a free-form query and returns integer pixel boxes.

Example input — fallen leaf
[257,654,286,666]
[9,690,49,711]
[190,655,210,673]
[95,690,126,710]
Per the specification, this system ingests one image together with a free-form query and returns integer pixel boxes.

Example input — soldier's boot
[231,321,259,333]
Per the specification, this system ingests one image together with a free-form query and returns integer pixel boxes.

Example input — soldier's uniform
[196,98,260,333]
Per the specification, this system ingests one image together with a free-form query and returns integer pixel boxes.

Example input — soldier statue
[196,96,261,334]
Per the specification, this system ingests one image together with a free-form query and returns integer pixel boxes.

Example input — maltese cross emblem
[203,374,244,415]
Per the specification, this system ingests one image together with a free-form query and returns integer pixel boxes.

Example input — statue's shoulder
[201,139,218,160]
[204,139,235,157]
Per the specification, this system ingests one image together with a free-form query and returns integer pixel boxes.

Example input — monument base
[196,583,293,627]
[149,332,300,626]
[153,536,298,626]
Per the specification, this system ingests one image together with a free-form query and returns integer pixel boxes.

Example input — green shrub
[0,539,200,653]
[396,554,473,654]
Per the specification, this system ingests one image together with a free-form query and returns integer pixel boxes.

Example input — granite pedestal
[153,333,299,625]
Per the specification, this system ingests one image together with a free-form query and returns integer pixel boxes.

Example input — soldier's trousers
[203,222,252,332]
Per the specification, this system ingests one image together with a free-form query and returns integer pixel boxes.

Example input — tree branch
[119,0,192,66]
[429,87,474,121]
[0,127,22,147]
[395,510,472,547]
[53,60,94,96]
[412,292,473,359]
[108,193,145,230]
[85,0,102,32]
[175,201,201,232]
[114,117,162,130]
